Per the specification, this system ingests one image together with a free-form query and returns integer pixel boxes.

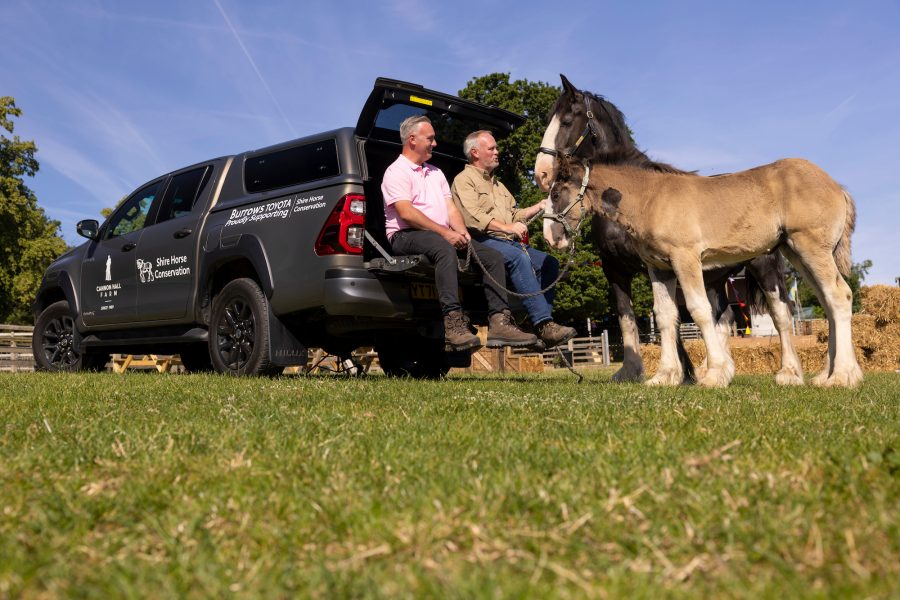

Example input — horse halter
[538,94,602,159]
[546,161,591,239]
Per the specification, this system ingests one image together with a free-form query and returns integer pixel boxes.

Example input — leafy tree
[457,74,613,329]
[0,97,67,324]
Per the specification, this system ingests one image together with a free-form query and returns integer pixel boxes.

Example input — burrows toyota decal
[224,194,328,228]
[136,255,191,283]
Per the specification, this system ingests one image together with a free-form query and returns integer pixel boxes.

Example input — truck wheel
[32,300,108,372]
[377,335,452,379]
[178,344,213,373]
[208,278,278,376]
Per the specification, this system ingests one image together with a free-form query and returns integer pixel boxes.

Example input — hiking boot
[537,320,577,348]
[486,310,538,348]
[443,311,482,351]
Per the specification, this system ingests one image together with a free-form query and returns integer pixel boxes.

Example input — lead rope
[457,209,587,299]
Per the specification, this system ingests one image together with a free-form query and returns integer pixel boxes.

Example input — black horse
[534,75,802,385]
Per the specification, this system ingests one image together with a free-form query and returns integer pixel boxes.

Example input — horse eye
[561,118,573,126]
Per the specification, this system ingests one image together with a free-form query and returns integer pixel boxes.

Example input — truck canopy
[355,78,525,160]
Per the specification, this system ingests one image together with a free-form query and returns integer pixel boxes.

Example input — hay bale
[516,356,545,373]
[861,285,900,326]
[639,314,899,376]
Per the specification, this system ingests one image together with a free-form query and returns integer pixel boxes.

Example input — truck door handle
[121,242,137,252]
[174,228,193,239]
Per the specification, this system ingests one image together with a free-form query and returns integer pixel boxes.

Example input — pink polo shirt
[381,154,452,240]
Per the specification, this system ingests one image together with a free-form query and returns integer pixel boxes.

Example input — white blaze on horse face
[544,216,568,250]
[534,115,561,192]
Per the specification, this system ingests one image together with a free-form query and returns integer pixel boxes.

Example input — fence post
[602,329,610,366]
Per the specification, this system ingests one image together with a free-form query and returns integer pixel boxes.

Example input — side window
[155,166,212,224]
[105,181,162,238]
[244,139,340,193]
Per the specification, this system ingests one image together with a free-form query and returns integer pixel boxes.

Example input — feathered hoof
[697,367,732,388]
[816,366,864,388]
[646,368,682,387]
[775,367,804,386]
[811,370,830,386]
[693,364,708,381]
[611,364,644,383]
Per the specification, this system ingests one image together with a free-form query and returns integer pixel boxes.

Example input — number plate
[410,282,438,300]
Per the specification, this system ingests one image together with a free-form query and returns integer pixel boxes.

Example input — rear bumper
[322,268,419,318]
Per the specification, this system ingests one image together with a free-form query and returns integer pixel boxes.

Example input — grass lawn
[1,369,898,598]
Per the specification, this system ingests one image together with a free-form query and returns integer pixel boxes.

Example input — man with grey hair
[381,116,536,351]
[452,130,576,349]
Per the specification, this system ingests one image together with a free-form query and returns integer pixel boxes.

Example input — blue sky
[4,0,898,284]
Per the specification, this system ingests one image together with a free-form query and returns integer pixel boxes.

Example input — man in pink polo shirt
[382,115,536,351]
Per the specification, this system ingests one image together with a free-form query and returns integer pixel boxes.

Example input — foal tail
[834,187,856,277]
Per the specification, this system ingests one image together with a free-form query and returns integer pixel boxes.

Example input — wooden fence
[0,324,35,372]
[2,324,613,375]
[508,332,612,370]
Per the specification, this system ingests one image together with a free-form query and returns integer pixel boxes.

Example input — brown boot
[537,320,577,348]
[443,311,482,351]
[486,310,538,348]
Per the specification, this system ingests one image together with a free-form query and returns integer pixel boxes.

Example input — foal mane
[551,88,696,176]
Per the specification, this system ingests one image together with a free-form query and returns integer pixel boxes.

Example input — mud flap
[267,306,308,368]
[445,348,473,369]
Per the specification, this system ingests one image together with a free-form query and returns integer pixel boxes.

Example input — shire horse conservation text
[536,76,862,388]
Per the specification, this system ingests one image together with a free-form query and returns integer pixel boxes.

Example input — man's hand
[442,228,469,249]
[508,221,528,240]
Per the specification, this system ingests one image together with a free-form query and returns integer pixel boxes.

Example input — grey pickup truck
[31,78,525,378]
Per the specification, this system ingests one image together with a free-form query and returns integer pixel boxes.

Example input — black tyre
[178,344,214,373]
[377,335,457,379]
[32,300,108,372]
[208,278,279,376]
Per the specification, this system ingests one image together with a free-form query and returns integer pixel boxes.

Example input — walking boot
[536,320,577,348]
[443,311,482,351]
[486,310,538,348]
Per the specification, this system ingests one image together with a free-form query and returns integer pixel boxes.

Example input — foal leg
[606,269,644,382]
[671,254,735,388]
[782,239,862,387]
[746,255,803,386]
[645,269,683,386]
[695,285,734,381]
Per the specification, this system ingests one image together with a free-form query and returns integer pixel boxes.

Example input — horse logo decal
[105,255,112,282]
[136,259,155,283]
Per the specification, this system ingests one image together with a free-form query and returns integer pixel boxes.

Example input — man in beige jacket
[451,130,576,349]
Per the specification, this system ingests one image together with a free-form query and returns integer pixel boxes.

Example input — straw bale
[639,316,899,376]
[860,285,900,326]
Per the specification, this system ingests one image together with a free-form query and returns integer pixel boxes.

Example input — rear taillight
[315,194,366,255]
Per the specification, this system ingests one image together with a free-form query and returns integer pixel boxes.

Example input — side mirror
[76,219,100,241]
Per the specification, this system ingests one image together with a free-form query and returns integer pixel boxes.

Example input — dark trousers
[390,229,509,315]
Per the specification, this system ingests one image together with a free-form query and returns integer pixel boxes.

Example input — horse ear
[556,154,573,180]
[560,74,577,97]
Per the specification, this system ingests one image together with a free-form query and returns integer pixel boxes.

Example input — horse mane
[554,89,696,176]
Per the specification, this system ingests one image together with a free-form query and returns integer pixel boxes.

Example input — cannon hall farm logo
[136,255,190,283]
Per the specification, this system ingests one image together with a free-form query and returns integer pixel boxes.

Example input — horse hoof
[811,370,830,386]
[697,367,732,388]
[775,369,804,386]
[612,366,644,383]
[646,369,682,386]
[816,367,864,388]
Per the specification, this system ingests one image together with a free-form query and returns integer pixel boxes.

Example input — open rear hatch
[356,78,525,277]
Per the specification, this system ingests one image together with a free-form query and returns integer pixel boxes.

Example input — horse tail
[834,187,856,277]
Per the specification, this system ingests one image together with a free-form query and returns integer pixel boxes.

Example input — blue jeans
[479,236,558,325]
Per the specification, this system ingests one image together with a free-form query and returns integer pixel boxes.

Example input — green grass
[1,369,898,598]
